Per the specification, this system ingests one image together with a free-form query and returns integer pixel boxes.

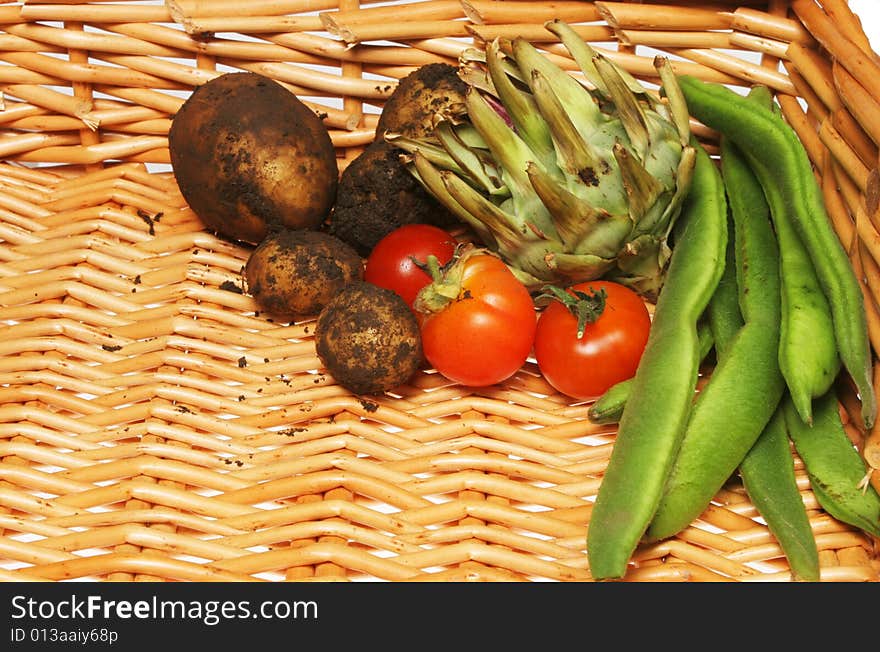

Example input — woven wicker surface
[1,0,879,582]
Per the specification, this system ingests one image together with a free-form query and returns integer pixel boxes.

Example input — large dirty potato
[169,72,338,244]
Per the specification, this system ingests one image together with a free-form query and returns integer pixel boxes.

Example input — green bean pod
[589,226,733,428]
[705,223,743,363]
[587,320,714,425]
[741,87,839,424]
[586,377,633,426]
[768,177,840,423]
[646,135,785,541]
[677,76,875,430]
[587,141,727,580]
[784,391,880,538]
[739,406,820,581]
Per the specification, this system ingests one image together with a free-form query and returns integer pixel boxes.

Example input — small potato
[375,63,468,139]
[169,72,338,244]
[244,229,363,320]
[324,140,459,256]
[315,281,423,395]
[322,63,468,256]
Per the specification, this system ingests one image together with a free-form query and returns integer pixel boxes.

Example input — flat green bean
[586,377,632,426]
[784,391,880,538]
[587,141,727,580]
[587,320,713,425]
[646,134,784,541]
[740,87,839,424]
[677,76,875,430]
[739,406,820,581]
[766,170,840,423]
[589,219,732,428]
[705,222,743,363]
[733,85,819,583]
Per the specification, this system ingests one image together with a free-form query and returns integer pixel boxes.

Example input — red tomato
[533,280,651,401]
[364,224,457,308]
[417,248,536,387]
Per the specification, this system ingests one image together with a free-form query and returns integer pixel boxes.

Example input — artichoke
[387,20,696,300]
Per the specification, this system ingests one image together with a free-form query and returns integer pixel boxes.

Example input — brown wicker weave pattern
[1,0,879,581]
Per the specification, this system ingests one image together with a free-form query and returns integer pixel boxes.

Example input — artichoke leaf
[544,250,617,284]
[547,19,654,102]
[410,150,499,248]
[434,121,508,197]
[465,88,561,241]
[485,39,560,176]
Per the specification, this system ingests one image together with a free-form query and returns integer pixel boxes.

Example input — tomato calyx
[537,284,608,339]
[413,244,483,315]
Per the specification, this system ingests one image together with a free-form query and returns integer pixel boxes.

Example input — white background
[847,1,879,48]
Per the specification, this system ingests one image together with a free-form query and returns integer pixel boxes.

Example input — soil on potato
[169,72,337,244]
[323,140,459,256]
[245,229,363,319]
[322,63,470,256]
[375,62,470,139]
[315,282,423,395]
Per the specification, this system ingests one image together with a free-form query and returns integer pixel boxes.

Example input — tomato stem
[413,245,471,314]
[420,253,446,284]
[538,284,607,339]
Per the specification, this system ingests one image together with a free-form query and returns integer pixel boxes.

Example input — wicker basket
[0,0,878,583]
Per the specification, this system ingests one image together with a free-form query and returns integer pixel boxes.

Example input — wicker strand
[0,0,878,583]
